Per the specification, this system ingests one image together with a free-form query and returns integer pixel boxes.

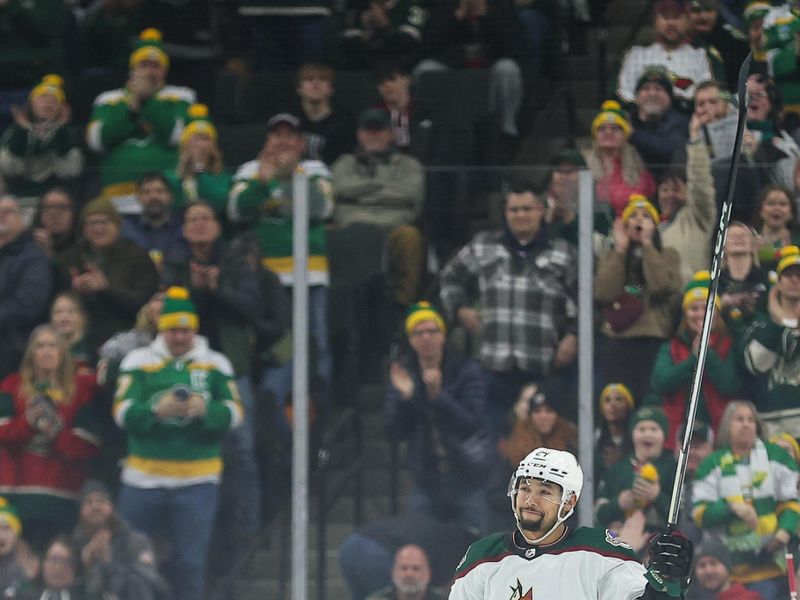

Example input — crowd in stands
[2,0,800,599]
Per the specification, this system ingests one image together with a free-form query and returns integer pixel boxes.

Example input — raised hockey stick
[787,552,797,600]
[666,53,753,529]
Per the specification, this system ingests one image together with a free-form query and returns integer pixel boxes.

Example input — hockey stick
[787,552,797,600]
[666,52,753,529]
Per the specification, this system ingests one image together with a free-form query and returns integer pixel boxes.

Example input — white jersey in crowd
[616,42,714,104]
[449,527,650,600]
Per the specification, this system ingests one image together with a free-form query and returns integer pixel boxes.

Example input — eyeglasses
[410,328,441,337]
[41,204,72,212]
[749,90,768,100]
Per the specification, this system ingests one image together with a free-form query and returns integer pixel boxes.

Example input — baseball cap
[358,108,391,130]
[267,113,301,132]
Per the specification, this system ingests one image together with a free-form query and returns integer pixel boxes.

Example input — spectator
[0,75,83,218]
[692,400,800,600]
[17,536,84,600]
[332,108,426,307]
[694,80,731,131]
[743,74,800,191]
[0,499,34,595]
[161,202,265,565]
[585,101,656,217]
[758,4,800,135]
[415,0,526,138]
[0,195,53,380]
[719,220,769,334]
[687,0,749,91]
[742,246,800,439]
[594,383,635,484]
[339,0,427,69]
[687,536,766,600]
[49,291,93,371]
[594,195,682,402]
[31,187,78,261]
[113,286,243,600]
[121,172,186,266]
[595,407,677,552]
[439,180,577,434]
[375,63,418,153]
[744,3,769,75]
[386,302,491,534]
[228,112,335,397]
[754,184,800,271]
[365,544,444,600]
[769,432,800,467]
[57,197,160,352]
[499,380,578,467]
[0,325,100,549]
[86,29,196,215]
[648,271,741,450]
[658,108,716,285]
[615,0,715,112]
[72,479,168,600]
[544,148,614,251]
[0,0,66,128]
[628,66,690,175]
[338,514,477,600]
[163,103,232,219]
[295,64,355,166]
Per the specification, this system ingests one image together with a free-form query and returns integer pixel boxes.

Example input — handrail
[315,407,364,600]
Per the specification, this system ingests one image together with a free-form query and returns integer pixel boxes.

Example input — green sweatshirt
[163,168,233,216]
[113,334,243,488]
[86,85,196,213]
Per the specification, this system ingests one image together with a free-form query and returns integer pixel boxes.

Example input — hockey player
[449,448,693,600]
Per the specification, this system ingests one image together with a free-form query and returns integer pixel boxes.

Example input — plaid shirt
[440,229,577,376]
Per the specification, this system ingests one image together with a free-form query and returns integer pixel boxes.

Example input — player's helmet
[508,448,584,509]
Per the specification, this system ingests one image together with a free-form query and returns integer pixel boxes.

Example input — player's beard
[517,507,547,532]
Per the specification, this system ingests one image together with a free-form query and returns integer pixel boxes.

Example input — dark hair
[32,186,76,228]
[137,172,171,190]
[297,62,335,86]
[658,166,686,186]
[39,534,81,585]
[755,183,798,231]
[374,60,411,83]
[748,73,783,125]
[695,79,728,95]
[504,179,543,199]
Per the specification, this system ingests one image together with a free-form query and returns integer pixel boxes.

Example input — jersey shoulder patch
[557,526,640,562]
[453,533,509,579]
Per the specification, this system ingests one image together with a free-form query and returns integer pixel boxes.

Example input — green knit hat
[0,497,21,536]
[181,103,217,147]
[82,196,122,229]
[158,286,198,331]
[130,28,169,70]
[404,301,446,336]
[629,406,669,439]
[682,270,721,310]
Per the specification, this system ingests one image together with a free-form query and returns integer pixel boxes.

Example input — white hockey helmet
[508,447,584,508]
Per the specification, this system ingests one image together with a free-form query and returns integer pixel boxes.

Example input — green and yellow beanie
[683,270,721,310]
[599,382,635,410]
[0,498,21,536]
[591,100,632,139]
[130,28,169,70]
[29,74,65,103]
[777,245,800,277]
[159,287,198,331]
[621,194,660,224]
[180,103,218,147]
[405,301,446,336]
[743,1,770,25]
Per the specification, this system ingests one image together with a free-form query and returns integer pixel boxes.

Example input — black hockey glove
[642,530,693,599]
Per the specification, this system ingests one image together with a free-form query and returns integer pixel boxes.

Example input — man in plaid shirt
[439,180,578,434]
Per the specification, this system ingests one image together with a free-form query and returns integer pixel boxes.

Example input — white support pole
[577,168,595,526]
[292,168,310,600]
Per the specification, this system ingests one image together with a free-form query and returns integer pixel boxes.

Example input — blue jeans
[117,483,219,600]
[338,533,392,600]
[746,576,789,600]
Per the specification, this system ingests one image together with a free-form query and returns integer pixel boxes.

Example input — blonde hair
[586,142,647,187]
[50,291,88,345]
[20,324,75,403]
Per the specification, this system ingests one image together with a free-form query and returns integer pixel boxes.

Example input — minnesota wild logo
[509,578,533,600]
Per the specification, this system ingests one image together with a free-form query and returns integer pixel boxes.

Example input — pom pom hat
[682,270,722,309]
[0,498,21,536]
[30,74,65,103]
[621,193,660,224]
[158,287,198,332]
[405,301,446,336]
[130,28,169,70]
[591,100,632,139]
[777,245,800,277]
[180,103,217,147]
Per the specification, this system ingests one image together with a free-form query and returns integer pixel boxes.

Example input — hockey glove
[643,530,693,599]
